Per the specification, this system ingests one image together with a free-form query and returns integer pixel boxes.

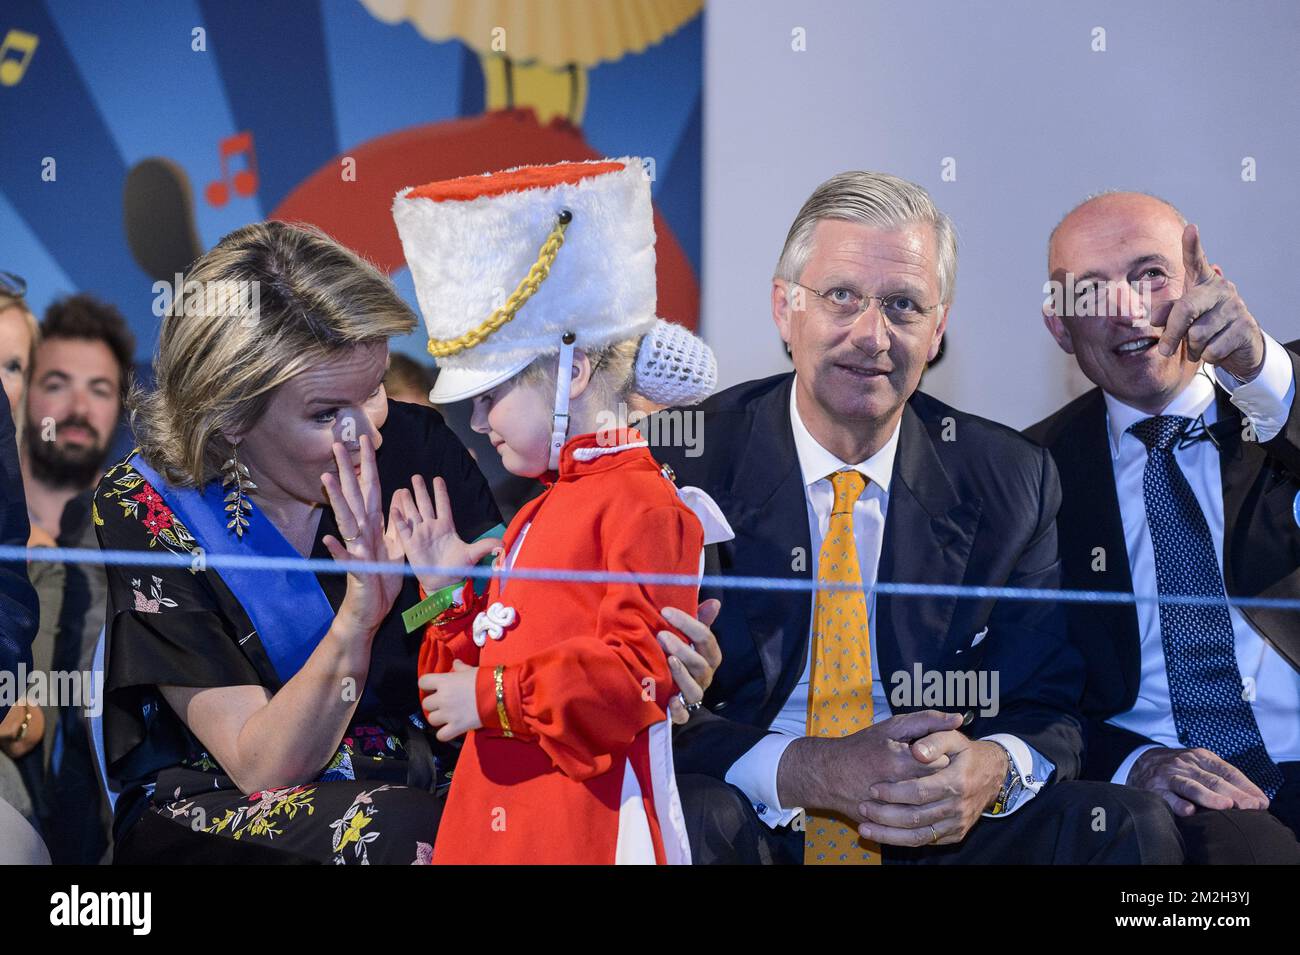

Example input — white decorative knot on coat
[472,602,519,647]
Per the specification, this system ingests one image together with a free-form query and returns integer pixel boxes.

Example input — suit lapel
[1050,391,1143,702]
[1215,385,1258,552]
[875,402,981,679]
[1215,388,1300,671]
[716,376,815,712]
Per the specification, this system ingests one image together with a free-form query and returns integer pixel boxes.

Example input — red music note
[205,132,259,207]
[0,29,38,87]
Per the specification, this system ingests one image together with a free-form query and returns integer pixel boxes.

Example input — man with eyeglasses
[1026,191,1300,863]
[654,171,1183,864]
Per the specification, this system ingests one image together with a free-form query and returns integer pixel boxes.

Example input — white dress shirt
[724,380,1051,827]
[1104,333,1300,784]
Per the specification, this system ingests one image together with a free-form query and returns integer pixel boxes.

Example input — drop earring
[222,442,256,537]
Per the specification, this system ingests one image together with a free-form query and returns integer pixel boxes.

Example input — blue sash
[130,453,333,685]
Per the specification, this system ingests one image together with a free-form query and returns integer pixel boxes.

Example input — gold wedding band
[929,825,940,844]
[341,533,360,543]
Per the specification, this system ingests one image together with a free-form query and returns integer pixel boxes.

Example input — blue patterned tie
[1128,415,1283,798]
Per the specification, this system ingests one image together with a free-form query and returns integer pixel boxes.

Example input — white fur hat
[392,158,659,403]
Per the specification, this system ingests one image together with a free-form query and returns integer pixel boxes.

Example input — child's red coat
[418,431,703,864]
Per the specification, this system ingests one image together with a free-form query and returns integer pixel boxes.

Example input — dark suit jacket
[1024,342,1300,781]
[0,397,40,725]
[651,373,1086,784]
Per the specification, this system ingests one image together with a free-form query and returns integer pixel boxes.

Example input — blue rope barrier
[4,544,1300,613]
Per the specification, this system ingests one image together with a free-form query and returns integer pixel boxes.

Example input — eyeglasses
[790,281,939,327]
[0,271,27,298]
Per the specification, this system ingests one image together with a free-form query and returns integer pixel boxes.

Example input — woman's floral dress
[96,401,501,864]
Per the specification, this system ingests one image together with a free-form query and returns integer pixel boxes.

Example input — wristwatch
[988,742,1025,816]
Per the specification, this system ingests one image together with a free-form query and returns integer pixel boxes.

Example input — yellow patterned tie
[804,470,881,865]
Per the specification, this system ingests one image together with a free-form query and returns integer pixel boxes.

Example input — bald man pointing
[1026,192,1300,863]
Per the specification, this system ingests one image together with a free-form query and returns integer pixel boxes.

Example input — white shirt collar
[1103,364,1218,460]
[788,376,900,492]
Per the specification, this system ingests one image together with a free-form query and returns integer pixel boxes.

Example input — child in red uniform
[389,159,730,864]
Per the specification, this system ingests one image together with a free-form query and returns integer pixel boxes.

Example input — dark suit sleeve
[1257,339,1300,475]
[671,707,775,778]
[966,445,1086,782]
[669,541,777,777]
[0,398,39,725]
[1083,720,1160,783]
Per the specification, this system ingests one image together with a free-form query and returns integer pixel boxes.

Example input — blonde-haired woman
[0,276,57,845]
[96,221,503,863]
[0,277,38,421]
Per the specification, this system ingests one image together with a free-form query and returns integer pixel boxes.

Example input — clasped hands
[789,710,1010,848]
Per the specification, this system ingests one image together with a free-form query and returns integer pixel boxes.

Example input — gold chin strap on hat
[426,209,572,359]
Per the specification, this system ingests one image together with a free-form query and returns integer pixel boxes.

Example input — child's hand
[392,474,501,593]
[418,660,484,741]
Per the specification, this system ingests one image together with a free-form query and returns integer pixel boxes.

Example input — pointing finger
[1182,223,1213,286]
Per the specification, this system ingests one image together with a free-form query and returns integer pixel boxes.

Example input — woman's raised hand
[321,435,405,635]
[391,474,501,594]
